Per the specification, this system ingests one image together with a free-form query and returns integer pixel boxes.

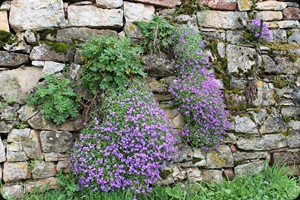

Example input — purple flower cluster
[246,19,271,42]
[69,87,177,194]
[170,26,230,150]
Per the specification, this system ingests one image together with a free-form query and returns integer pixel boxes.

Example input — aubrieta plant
[69,84,177,195]
[170,26,230,150]
[243,19,271,43]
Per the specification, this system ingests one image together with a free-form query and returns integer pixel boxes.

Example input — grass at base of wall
[22,164,300,200]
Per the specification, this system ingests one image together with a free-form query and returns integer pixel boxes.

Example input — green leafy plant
[80,35,145,95]
[27,74,80,125]
[136,15,176,54]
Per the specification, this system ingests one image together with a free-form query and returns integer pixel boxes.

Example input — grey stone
[1,105,18,121]
[0,137,6,162]
[197,11,247,29]
[249,109,268,125]
[9,0,65,32]
[57,161,70,172]
[256,11,283,21]
[143,53,175,77]
[1,185,24,200]
[273,151,300,165]
[288,120,300,130]
[237,0,252,11]
[237,134,287,150]
[0,1,10,11]
[192,148,207,166]
[281,107,300,117]
[206,145,234,168]
[22,130,43,159]
[233,152,269,163]
[186,168,202,183]
[7,142,22,151]
[253,81,276,107]
[226,45,256,75]
[222,133,237,144]
[259,111,287,134]
[234,115,258,134]
[146,80,168,93]
[124,23,143,38]
[287,131,300,148]
[70,63,81,80]
[262,55,300,74]
[277,20,300,29]
[32,161,56,179]
[3,33,32,53]
[40,131,75,153]
[68,5,123,29]
[7,151,28,162]
[163,109,178,119]
[127,0,180,7]
[3,162,30,182]
[269,30,287,43]
[7,128,31,143]
[230,77,247,90]
[175,145,193,163]
[96,0,123,8]
[56,28,117,43]
[226,30,243,44]
[25,177,59,193]
[288,29,300,45]
[234,161,266,176]
[17,105,38,122]
[124,1,154,23]
[0,121,12,134]
[173,114,185,129]
[30,43,66,62]
[217,42,226,58]
[43,61,65,75]
[32,61,45,67]
[201,170,223,184]
[24,30,38,44]
[256,1,287,11]
[172,166,186,181]
[45,152,68,161]
[0,51,28,67]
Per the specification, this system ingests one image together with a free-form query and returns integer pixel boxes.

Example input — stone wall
[0,0,299,199]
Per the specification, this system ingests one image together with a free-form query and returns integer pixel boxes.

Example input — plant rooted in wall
[242,19,271,43]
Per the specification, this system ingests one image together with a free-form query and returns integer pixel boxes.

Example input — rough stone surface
[262,55,299,74]
[126,0,180,7]
[23,130,43,159]
[201,170,223,184]
[197,11,247,29]
[96,0,123,8]
[281,107,300,117]
[24,30,38,44]
[234,115,258,134]
[32,161,56,179]
[17,105,38,122]
[287,131,300,148]
[124,1,155,23]
[143,53,175,77]
[253,81,276,107]
[249,109,268,125]
[57,160,70,172]
[283,7,300,20]
[269,29,287,43]
[43,61,65,75]
[3,33,32,53]
[259,111,287,134]
[9,0,64,32]
[40,130,75,153]
[226,44,256,75]
[68,5,123,29]
[175,145,193,163]
[186,168,202,183]
[256,11,283,21]
[288,120,300,130]
[3,162,29,182]
[56,28,117,43]
[173,114,185,129]
[0,137,6,162]
[124,23,143,38]
[233,152,269,163]
[45,152,68,161]
[30,43,66,62]
[256,1,287,11]
[25,177,59,193]
[277,20,300,29]
[237,0,252,11]
[288,29,300,45]
[0,51,29,67]
[273,151,300,165]
[198,0,236,11]
[234,161,265,176]
[1,185,24,200]
[237,134,287,150]
[206,145,234,168]
[0,10,9,32]
[7,151,28,162]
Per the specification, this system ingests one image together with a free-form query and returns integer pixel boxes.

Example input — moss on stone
[192,157,203,164]
[40,29,58,40]
[267,43,300,63]
[209,151,226,167]
[0,31,17,47]
[160,169,172,179]
[40,40,70,54]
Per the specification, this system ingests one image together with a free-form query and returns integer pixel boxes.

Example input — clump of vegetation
[40,40,70,54]
[242,19,270,43]
[27,74,81,125]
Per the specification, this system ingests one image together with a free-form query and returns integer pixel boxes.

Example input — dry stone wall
[0,0,299,199]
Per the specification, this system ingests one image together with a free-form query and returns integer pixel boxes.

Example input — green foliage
[27,74,80,125]
[176,0,209,15]
[80,35,145,94]
[40,40,70,54]
[136,15,176,54]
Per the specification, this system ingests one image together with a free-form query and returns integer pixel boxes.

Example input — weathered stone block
[96,0,123,8]
[234,161,265,176]
[25,177,59,193]
[273,152,300,165]
[277,20,300,29]
[288,29,300,45]
[288,120,300,130]
[0,121,13,134]
[237,0,252,11]
[259,111,287,134]
[253,81,276,107]
[0,51,28,68]
[186,168,202,183]
[43,61,65,75]
[234,115,258,134]
[172,114,185,129]
[40,131,75,153]
[237,134,287,150]
[287,131,300,148]
[17,105,38,122]
[30,43,66,62]
[256,1,287,11]
[3,162,30,182]
[45,152,68,162]
[256,11,283,21]
[124,1,154,23]
[3,33,32,53]
[143,53,175,77]
[201,169,223,184]
[198,0,236,11]
[262,55,300,75]
[7,151,28,162]
[283,7,300,20]
[125,0,180,7]
[206,145,234,168]
[0,10,10,32]
[0,137,6,162]
[233,152,269,163]
[269,29,287,43]
[57,160,70,172]
[1,185,24,200]
[32,161,56,179]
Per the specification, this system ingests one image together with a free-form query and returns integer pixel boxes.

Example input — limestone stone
[222,133,237,144]
[3,162,30,182]
[57,160,70,172]
[249,109,268,125]
[0,121,12,134]
[25,177,59,193]
[234,115,258,134]
[0,51,28,67]
[1,185,24,200]
[234,161,265,176]
[3,33,31,53]
[0,137,6,162]
[173,114,185,129]
[125,0,180,7]
[287,131,300,148]
[288,120,300,130]
[233,152,269,163]
[262,55,299,74]
[43,61,65,75]
[32,161,56,179]
[186,168,202,183]
[45,152,68,161]
[70,63,81,80]
[226,45,256,75]
[288,29,300,45]
[283,7,300,20]
[197,11,247,29]
[124,1,155,23]
[256,11,283,21]
[277,20,300,29]
[164,109,178,119]
[256,1,287,11]
[283,165,300,176]
[30,43,66,62]
[146,80,168,93]
[153,94,173,101]
[229,77,247,90]
[236,134,287,150]
[0,1,11,10]
[24,30,38,44]
[172,166,186,181]
[7,128,30,143]
[124,23,143,38]
[9,0,64,32]
[265,21,279,29]
[281,107,299,117]
[96,0,123,8]
[259,111,287,134]
[22,130,43,159]
[217,42,226,58]
[40,131,75,153]
[201,170,223,184]
[175,145,193,162]
[253,81,276,107]
[56,28,117,44]
[7,142,23,151]
[32,61,45,67]
[273,152,300,165]
[206,145,234,168]
[237,0,252,11]
[17,105,38,122]
[7,151,28,162]
[68,5,123,29]
[28,112,84,131]
[198,0,236,11]
[143,53,175,77]
[0,10,10,32]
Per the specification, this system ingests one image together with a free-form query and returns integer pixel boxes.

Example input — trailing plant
[136,15,176,54]
[69,83,177,195]
[27,74,81,125]
[170,26,229,150]
[80,35,145,95]
[241,19,271,43]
